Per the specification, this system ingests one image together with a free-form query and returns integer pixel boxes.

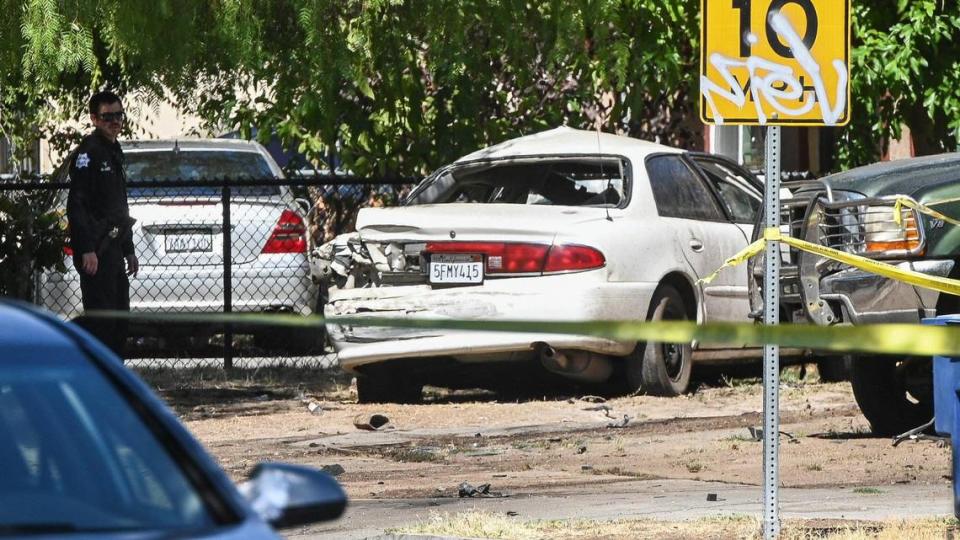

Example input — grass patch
[393,512,958,539]
[589,467,659,480]
[852,487,884,495]
[381,445,448,463]
[720,375,762,388]
[806,464,824,472]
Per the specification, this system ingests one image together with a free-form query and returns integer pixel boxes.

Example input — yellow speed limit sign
[700,0,850,126]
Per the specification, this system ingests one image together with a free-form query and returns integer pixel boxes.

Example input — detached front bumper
[324,271,657,372]
[816,259,954,324]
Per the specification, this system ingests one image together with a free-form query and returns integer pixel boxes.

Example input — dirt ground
[148,368,950,507]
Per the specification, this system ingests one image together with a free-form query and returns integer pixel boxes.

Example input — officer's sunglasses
[97,111,126,122]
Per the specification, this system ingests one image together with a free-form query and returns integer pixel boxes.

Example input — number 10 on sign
[700,0,850,126]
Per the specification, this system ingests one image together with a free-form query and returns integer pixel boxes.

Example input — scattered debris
[321,464,346,477]
[576,445,588,454]
[254,394,270,402]
[458,482,505,498]
[305,400,342,415]
[548,437,563,443]
[580,395,607,403]
[463,449,502,458]
[748,427,796,441]
[354,413,391,431]
[891,419,945,447]
[506,511,519,517]
[607,414,631,428]
[581,465,594,471]
[583,404,612,412]
[706,493,718,502]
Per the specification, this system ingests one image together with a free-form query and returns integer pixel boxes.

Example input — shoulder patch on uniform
[75,153,90,169]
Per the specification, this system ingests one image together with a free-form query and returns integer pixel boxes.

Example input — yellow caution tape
[894,197,960,227]
[698,236,767,285]
[86,203,960,361]
[702,227,960,297]
[88,310,960,357]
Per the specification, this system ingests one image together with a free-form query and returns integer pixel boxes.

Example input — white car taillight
[543,244,606,273]
[262,209,307,254]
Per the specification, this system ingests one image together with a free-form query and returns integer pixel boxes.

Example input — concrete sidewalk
[293,478,952,539]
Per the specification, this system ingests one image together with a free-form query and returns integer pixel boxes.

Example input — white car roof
[122,139,266,153]
[454,126,683,163]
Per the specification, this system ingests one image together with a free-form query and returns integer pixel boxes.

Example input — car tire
[357,372,423,404]
[254,328,324,355]
[626,284,692,396]
[816,355,852,382]
[849,355,933,436]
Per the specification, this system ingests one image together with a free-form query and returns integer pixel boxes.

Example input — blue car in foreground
[0,300,346,538]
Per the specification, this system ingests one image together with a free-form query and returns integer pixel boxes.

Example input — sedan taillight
[544,244,606,272]
[262,209,307,254]
[424,242,604,275]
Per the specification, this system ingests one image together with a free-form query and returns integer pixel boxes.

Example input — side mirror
[239,462,347,529]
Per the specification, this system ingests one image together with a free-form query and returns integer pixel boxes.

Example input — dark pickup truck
[752,153,960,435]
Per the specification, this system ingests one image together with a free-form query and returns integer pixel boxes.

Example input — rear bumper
[325,271,656,371]
[37,257,316,320]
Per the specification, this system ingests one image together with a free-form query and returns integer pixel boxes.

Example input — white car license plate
[429,254,483,284]
[165,234,213,254]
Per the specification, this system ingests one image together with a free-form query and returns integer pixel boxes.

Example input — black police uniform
[66,129,134,357]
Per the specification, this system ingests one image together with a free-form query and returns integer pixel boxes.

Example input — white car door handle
[689,239,704,252]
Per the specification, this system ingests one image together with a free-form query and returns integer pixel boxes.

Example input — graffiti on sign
[700,0,850,126]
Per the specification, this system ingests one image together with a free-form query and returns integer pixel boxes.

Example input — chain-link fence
[0,173,412,371]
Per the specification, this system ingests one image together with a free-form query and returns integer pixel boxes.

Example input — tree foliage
[0,0,960,176]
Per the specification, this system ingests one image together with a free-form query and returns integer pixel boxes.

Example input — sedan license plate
[429,254,483,285]
[165,234,213,254]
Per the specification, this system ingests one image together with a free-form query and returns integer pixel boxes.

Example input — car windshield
[0,356,219,534]
[404,157,628,207]
[125,150,279,198]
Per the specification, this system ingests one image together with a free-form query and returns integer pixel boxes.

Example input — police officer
[66,90,138,357]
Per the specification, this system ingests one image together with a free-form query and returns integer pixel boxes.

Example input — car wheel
[816,355,852,382]
[849,355,933,436]
[254,325,326,355]
[626,284,692,396]
[356,371,423,404]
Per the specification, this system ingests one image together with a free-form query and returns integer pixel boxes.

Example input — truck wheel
[816,355,852,382]
[626,285,692,396]
[849,355,933,436]
[357,372,422,404]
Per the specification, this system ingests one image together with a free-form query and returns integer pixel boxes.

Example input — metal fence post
[763,125,782,539]
[222,181,233,370]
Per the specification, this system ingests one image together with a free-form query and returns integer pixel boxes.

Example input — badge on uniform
[76,153,90,169]
[101,162,112,172]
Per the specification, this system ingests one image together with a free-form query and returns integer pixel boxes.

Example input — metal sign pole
[763,125,782,538]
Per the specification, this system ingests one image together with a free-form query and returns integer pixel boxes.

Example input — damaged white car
[315,127,764,403]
